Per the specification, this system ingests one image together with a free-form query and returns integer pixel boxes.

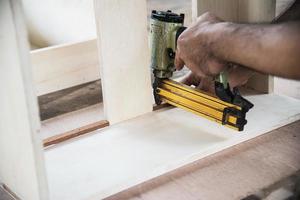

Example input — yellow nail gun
[150,10,254,131]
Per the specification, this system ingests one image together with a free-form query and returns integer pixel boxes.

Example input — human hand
[183,65,255,94]
[176,12,255,92]
[175,12,228,77]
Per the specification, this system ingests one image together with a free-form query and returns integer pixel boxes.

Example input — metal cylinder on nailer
[150,10,185,79]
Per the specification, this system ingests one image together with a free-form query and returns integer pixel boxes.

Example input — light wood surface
[45,94,300,200]
[0,0,48,199]
[94,0,153,124]
[43,120,109,148]
[106,120,300,200]
[238,0,276,22]
[274,77,300,100]
[192,0,239,22]
[40,104,104,140]
[31,39,100,96]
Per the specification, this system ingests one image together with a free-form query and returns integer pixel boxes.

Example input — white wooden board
[274,77,300,100]
[94,0,153,124]
[0,0,48,199]
[40,104,104,139]
[31,39,100,96]
[192,0,239,22]
[45,94,300,200]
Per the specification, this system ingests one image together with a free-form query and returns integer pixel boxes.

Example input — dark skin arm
[176,2,300,92]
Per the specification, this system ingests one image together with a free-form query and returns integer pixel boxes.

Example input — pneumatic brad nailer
[150,10,254,131]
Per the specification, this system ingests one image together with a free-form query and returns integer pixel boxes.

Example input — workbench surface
[106,120,300,200]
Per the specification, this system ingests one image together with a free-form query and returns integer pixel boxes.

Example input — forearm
[211,21,300,79]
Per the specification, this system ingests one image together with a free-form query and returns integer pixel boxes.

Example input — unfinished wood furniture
[94,0,153,124]
[1,0,300,200]
[0,0,48,199]
[31,39,99,96]
[106,121,300,200]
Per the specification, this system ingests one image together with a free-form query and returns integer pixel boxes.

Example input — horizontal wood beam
[31,39,100,96]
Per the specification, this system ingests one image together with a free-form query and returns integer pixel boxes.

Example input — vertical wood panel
[192,0,239,22]
[94,0,153,124]
[0,0,48,199]
[31,39,100,96]
[238,0,276,23]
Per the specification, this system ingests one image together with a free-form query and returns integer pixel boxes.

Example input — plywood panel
[45,94,300,200]
[31,39,100,96]
[238,0,276,23]
[94,0,153,124]
[0,0,48,200]
[274,77,300,99]
[192,0,239,22]
[107,121,300,200]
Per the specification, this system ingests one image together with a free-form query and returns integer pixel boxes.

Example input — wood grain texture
[192,0,239,22]
[274,77,300,100]
[43,120,109,148]
[106,120,300,200]
[0,0,48,199]
[238,0,276,23]
[31,39,100,96]
[45,94,300,200]
[94,0,153,124]
[40,103,167,141]
[40,104,104,139]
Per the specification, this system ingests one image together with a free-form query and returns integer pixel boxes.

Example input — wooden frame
[94,0,153,124]
[31,39,100,96]
[1,1,300,200]
[0,0,48,199]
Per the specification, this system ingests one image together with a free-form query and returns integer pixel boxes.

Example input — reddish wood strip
[43,120,109,148]
[43,104,169,148]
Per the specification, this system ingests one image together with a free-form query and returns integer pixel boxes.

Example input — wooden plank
[45,94,300,200]
[274,77,300,100]
[40,103,166,141]
[238,0,276,23]
[192,0,276,93]
[107,121,300,200]
[40,103,169,147]
[192,0,239,22]
[43,120,109,148]
[94,0,153,124]
[31,39,100,96]
[0,0,48,200]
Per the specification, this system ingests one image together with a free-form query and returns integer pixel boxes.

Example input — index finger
[175,52,185,71]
